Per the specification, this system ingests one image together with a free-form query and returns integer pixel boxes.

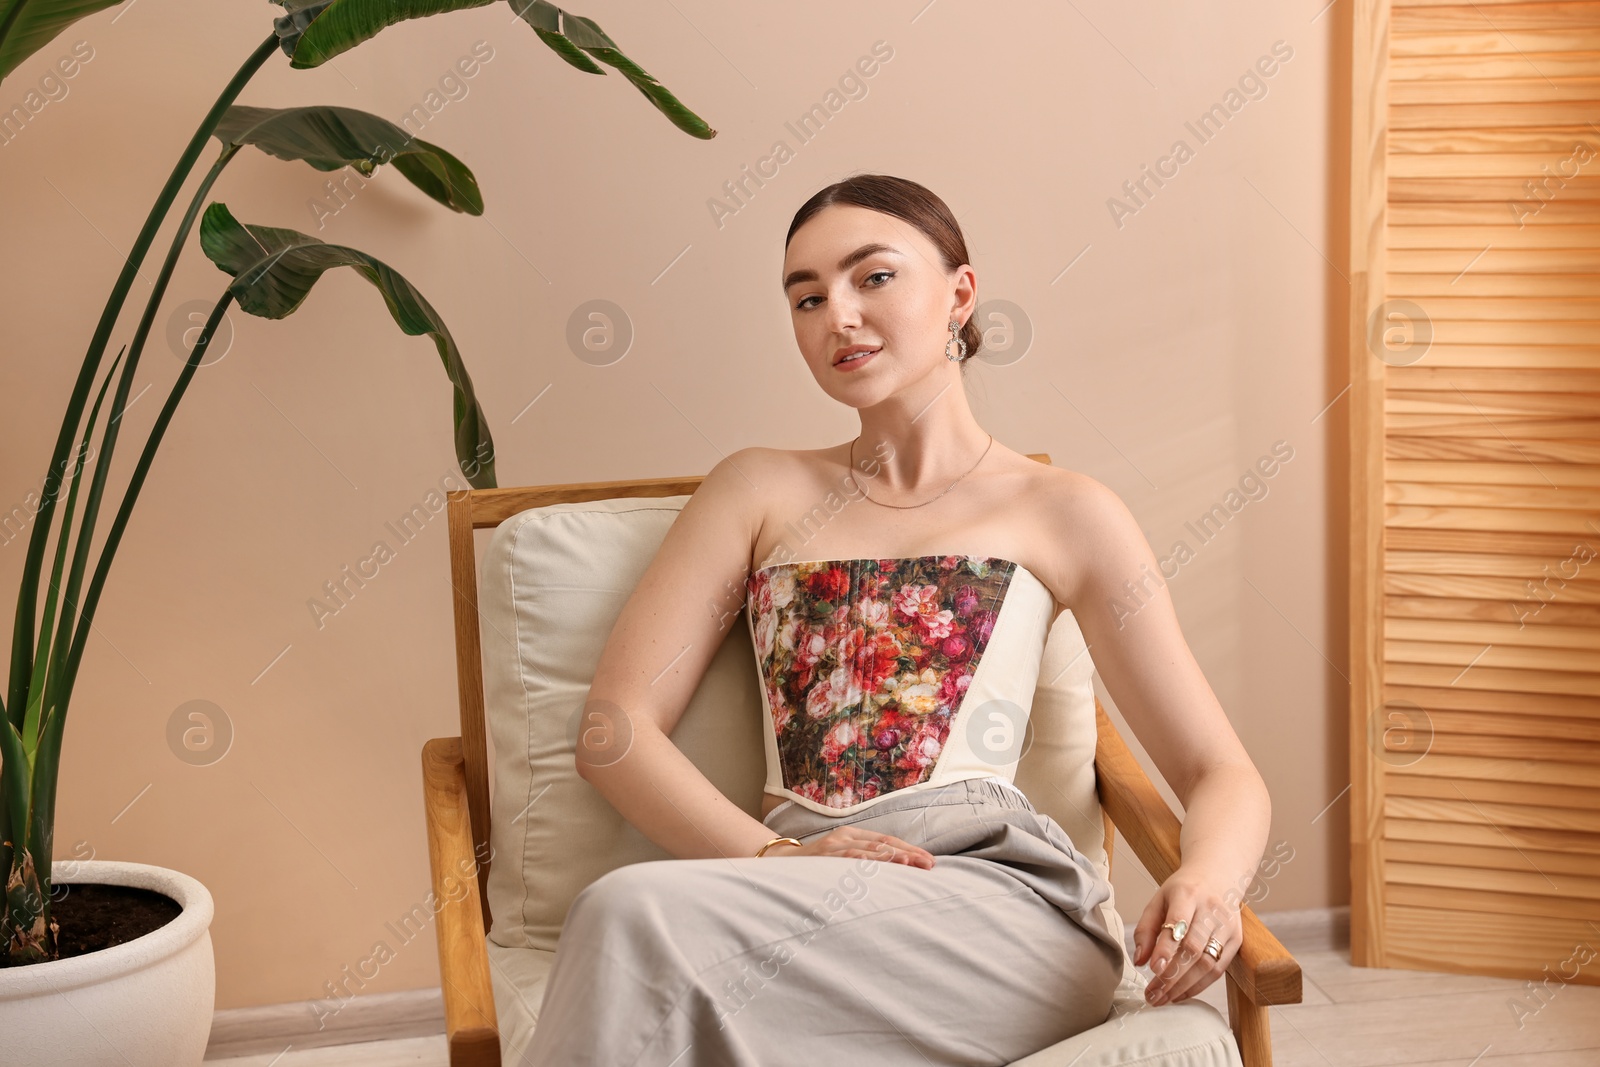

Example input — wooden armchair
[421,460,1301,1067]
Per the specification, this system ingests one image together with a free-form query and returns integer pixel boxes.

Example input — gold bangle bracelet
[755,835,802,858]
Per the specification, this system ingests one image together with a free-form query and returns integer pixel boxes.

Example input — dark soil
[1,883,182,967]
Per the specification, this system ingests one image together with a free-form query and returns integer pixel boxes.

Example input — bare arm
[574,448,785,860]
[580,715,782,859]
[1054,475,1271,1000]
[1058,475,1271,888]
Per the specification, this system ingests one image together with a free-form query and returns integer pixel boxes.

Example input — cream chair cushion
[477,496,1242,1067]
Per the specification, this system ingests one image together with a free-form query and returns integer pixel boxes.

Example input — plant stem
[2,30,275,967]
[4,31,278,727]
[0,715,30,946]
[59,288,237,707]
[25,345,121,764]
[41,143,243,727]
[31,293,238,874]
[0,344,124,933]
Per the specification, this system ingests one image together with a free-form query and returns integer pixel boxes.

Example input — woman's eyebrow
[782,243,903,292]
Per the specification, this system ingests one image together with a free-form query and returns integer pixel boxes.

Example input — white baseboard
[205,987,445,1060]
[1254,904,1350,953]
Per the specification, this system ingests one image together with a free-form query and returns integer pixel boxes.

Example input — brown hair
[785,174,980,366]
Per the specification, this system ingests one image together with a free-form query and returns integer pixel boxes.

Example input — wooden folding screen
[1348,0,1600,981]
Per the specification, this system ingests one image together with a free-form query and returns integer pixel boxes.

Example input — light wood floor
[204,911,1600,1065]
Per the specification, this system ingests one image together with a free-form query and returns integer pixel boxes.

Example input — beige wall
[0,2,1349,1010]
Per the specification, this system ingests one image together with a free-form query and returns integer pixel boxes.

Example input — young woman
[523,174,1272,1066]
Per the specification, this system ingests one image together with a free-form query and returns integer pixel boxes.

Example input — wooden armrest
[1092,702,1302,1007]
[423,736,502,1066]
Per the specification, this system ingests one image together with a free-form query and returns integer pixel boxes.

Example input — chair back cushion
[479,495,1123,969]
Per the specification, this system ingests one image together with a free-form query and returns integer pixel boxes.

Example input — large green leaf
[198,202,496,489]
[509,1,715,139]
[269,0,715,139]
[215,104,483,215]
[271,0,494,66]
[0,0,120,84]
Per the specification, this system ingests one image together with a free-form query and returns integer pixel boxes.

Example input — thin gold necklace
[848,432,994,510]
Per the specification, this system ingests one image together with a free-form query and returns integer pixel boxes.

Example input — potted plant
[0,2,714,1062]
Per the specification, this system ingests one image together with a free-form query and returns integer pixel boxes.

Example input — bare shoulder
[706,444,821,488]
[715,443,842,557]
[696,445,804,502]
[720,444,817,471]
[729,443,832,475]
[1026,465,1148,610]
[697,445,803,520]
[1034,464,1133,524]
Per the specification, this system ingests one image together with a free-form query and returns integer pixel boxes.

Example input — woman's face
[781,204,974,406]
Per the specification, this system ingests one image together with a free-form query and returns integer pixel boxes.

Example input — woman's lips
[836,347,879,370]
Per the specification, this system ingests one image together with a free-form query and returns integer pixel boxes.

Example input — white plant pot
[0,859,215,1066]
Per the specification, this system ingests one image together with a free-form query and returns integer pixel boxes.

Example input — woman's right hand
[764,827,935,869]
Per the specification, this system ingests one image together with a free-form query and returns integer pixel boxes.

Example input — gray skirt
[520,776,1127,1066]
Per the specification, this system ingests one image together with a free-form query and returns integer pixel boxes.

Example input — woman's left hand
[1133,864,1244,1005]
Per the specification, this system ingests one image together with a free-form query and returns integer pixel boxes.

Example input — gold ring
[1160,919,1188,943]
[1203,936,1224,960]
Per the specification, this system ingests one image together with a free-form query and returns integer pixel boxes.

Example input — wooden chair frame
[422,459,1302,1066]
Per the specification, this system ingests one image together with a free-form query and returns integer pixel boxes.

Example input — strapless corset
[744,554,1057,817]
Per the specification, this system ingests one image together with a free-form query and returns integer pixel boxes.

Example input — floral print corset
[744,554,1056,816]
